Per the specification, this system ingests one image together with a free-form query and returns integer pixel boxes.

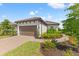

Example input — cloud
[41,16,46,20]
[68,3,74,7]
[0,3,3,6]
[58,22,63,29]
[41,15,63,29]
[39,7,42,10]
[47,15,53,20]
[29,11,35,15]
[48,3,66,9]
[44,14,54,20]
[2,15,8,19]
[29,10,38,16]
[40,14,54,21]
[35,10,38,14]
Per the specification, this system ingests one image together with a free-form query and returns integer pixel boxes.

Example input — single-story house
[15,17,59,38]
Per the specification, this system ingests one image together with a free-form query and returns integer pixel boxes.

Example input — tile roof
[15,17,59,25]
[15,17,41,22]
[45,21,59,25]
[15,17,47,25]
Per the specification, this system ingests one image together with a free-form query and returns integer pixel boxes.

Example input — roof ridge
[45,21,59,25]
[15,17,41,22]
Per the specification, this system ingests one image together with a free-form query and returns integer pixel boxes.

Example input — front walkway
[0,36,44,55]
[55,35,69,42]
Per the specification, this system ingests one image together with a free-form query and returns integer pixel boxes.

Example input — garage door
[19,26,37,36]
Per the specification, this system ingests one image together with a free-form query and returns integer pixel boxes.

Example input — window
[24,22,26,24]
[21,22,22,24]
[50,26,54,29]
[29,21,31,23]
[27,22,29,24]
[31,21,34,24]
[34,20,35,23]
[17,22,19,24]
[18,22,20,24]
[25,22,27,24]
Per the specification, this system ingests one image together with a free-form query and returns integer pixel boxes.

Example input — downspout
[37,21,39,38]
[41,21,42,38]
[47,25,48,33]
[17,25,20,36]
[37,25,38,38]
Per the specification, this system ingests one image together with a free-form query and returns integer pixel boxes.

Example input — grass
[4,41,43,56]
[0,36,11,39]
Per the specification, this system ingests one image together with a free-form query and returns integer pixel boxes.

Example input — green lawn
[4,41,43,56]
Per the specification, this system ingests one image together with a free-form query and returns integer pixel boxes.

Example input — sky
[0,3,74,28]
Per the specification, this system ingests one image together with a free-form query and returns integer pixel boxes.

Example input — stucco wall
[41,23,47,34]
[48,24,59,30]
[16,20,47,37]
[16,20,38,26]
[38,21,47,37]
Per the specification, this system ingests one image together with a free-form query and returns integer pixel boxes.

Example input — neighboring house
[46,21,59,30]
[15,17,59,38]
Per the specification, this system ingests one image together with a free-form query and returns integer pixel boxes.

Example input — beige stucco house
[15,17,59,38]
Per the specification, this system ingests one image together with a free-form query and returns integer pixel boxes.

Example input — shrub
[52,33,62,39]
[43,40,56,49]
[64,48,73,56]
[0,19,17,36]
[47,29,55,34]
[42,29,62,39]
[68,36,78,46]
[42,33,48,39]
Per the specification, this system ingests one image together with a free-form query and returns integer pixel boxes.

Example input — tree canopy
[63,3,79,40]
[0,19,16,36]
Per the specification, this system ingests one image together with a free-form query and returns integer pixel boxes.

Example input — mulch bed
[40,43,79,56]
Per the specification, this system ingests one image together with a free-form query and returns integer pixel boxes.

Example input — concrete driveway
[0,36,43,55]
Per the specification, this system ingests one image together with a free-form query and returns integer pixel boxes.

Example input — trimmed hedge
[42,29,62,39]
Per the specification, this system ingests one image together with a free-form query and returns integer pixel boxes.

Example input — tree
[63,3,79,41]
[0,19,16,36]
